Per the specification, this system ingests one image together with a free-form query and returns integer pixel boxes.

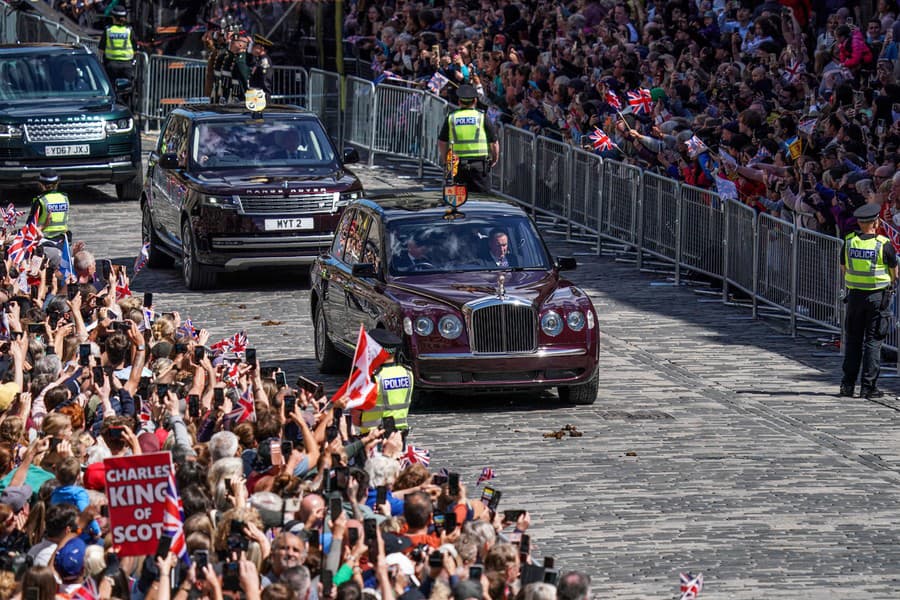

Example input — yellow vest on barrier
[845,232,892,290]
[360,363,413,433]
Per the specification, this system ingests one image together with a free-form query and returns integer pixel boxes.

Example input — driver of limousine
[270,127,311,160]
[393,233,431,272]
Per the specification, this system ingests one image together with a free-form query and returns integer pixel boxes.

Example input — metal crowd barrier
[344,76,376,163]
[535,136,570,219]
[269,65,308,107]
[372,84,426,175]
[308,68,341,146]
[0,6,84,46]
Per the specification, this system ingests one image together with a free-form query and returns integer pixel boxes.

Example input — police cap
[38,169,59,185]
[854,203,881,222]
[110,5,127,18]
[456,84,477,101]
[369,329,402,351]
[253,34,274,48]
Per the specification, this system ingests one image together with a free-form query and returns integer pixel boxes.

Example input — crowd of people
[342,0,900,242]
[0,232,589,600]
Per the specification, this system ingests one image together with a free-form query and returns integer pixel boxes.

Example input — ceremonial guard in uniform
[27,170,70,269]
[99,5,136,86]
[437,84,499,193]
[210,22,236,104]
[228,34,251,103]
[841,203,899,399]
[357,330,413,435]
[249,34,274,101]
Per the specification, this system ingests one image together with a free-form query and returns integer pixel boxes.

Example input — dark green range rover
[0,44,142,200]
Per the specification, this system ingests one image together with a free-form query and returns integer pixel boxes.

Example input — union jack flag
[781,59,804,83]
[427,71,450,95]
[178,318,198,339]
[588,128,614,152]
[0,203,23,231]
[114,272,131,301]
[141,307,154,331]
[227,387,256,423]
[684,135,707,157]
[627,88,653,114]
[399,445,431,469]
[211,331,248,355]
[680,572,703,600]
[604,90,622,110]
[133,242,150,275]
[70,576,99,600]
[476,466,495,485]
[7,221,41,265]
[884,220,900,253]
[223,361,241,387]
[164,468,191,566]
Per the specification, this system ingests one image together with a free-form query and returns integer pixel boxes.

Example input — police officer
[27,170,70,269]
[229,34,251,103]
[840,203,899,399]
[357,330,413,435]
[249,34,274,101]
[99,5,136,86]
[437,84,499,194]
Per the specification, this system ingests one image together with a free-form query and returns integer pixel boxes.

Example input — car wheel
[181,220,216,290]
[315,303,345,374]
[141,202,173,268]
[558,370,598,405]
[116,170,143,202]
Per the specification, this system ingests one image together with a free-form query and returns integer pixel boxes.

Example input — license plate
[45,144,90,156]
[264,218,314,231]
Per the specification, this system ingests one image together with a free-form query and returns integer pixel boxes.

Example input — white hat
[385,553,420,587]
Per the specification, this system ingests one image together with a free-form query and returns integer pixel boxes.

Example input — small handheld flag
[627,88,653,114]
[588,128,615,152]
[477,466,495,485]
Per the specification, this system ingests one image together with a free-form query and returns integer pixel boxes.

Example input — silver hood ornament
[496,274,506,298]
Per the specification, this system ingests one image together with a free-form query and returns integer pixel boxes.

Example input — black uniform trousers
[458,159,491,193]
[842,287,890,392]
[104,60,134,84]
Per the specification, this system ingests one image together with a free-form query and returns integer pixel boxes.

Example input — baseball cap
[83,462,106,491]
[0,484,31,512]
[54,537,87,581]
[382,532,412,555]
[385,553,420,587]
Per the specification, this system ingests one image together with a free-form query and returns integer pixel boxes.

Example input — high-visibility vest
[104,25,134,62]
[845,233,893,290]
[360,363,413,433]
[447,108,489,160]
[36,191,69,238]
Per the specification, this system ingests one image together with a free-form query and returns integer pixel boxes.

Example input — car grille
[24,121,105,143]
[0,148,23,159]
[240,194,337,214]
[468,300,537,353]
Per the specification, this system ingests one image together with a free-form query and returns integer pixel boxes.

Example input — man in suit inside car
[480,228,517,268]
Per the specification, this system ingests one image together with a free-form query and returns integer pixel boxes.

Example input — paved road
[22,135,900,598]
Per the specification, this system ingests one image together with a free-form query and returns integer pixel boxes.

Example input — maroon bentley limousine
[309,194,599,404]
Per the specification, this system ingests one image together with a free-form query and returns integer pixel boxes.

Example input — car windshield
[0,54,110,101]
[191,119,336,169]
[386,213,552,275]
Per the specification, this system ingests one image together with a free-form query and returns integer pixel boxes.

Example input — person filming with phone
[27,169,71,270]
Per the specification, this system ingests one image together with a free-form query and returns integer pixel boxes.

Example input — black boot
[862,387,885,399]
[839,384,855,397]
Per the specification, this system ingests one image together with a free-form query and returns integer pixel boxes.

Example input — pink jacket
[839,29,872,68]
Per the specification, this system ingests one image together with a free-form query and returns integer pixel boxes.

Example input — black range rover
[142,104,364,289]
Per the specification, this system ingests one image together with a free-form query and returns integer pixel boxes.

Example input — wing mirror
[158,153,179,169]
[555,256,577,271]
[343,147,360,164]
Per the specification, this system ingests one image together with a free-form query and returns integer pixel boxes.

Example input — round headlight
[566,310,585,332]
[541,310,564,337]
[438,315,463,339]
[414,316,434,336]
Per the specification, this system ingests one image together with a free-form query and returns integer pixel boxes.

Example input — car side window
[159,116,189,167]
[331,209,355,261]
[361,214,382,272]
[344,211,372,265]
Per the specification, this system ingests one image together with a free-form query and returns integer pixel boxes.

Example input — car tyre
[315,304,345,374]
[141,202,173,268]
[181,220,216,290]
[116,170,143,202]
[558,371,598,405]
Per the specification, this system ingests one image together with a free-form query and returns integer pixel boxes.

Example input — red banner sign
[104,452,173,557]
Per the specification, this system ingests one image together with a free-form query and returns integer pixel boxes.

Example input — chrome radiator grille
[24,121,105,142]
[240,194,335,214]
[468,300,536,353]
